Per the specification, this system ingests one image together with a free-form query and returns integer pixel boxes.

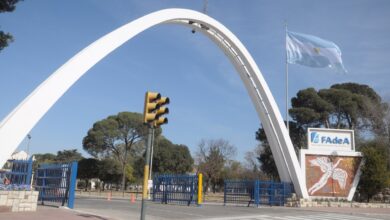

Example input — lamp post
[26,134,31,156]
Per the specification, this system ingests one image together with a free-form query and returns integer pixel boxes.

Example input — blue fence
[224,180,293,206]
[34,161,78,208]
[5,157,33,185]
[153,174,198,206]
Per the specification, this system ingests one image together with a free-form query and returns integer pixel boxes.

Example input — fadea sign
[308,128,354,151]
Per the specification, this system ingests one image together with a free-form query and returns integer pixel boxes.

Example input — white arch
[0,9,308,198]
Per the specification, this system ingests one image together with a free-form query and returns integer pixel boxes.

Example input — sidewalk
[0,205,113,220]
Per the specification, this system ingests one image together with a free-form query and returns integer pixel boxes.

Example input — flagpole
[285,21,289,133]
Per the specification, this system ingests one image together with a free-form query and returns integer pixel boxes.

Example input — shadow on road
[77,213,110,220]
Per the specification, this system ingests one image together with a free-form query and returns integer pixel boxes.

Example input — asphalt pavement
[74,196,390,220]
[2,196,390,220]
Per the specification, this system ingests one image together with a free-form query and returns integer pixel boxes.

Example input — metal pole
[68,161,78,209]
[148,128,155,199]
[140,125,153,220]
[285,22,289,132]
[149,128,155,180]
[197,173,203,206]
[203,0,208,14]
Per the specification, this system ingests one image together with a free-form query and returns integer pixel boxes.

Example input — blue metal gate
[224,180,255,205]
[0,157,33,191]
[5,157,33,185]
[153,174,198,206]
[224,180,293,206]
[34,161,78,208]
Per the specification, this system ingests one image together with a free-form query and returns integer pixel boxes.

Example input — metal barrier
[5,157,33,185]
[34,161,78,208]
[153,174,199,206]
[224,180,293,206]
[224,180,255,205]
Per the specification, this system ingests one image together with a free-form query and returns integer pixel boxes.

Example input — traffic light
[154,96,170,127]
[143,92,161,124]
[143,91,170,127]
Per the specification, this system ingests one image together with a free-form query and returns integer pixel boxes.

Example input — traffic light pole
[140,124,153,220]
[141,91,169,220]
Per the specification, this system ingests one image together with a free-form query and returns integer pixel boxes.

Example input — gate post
[254,180,259,207]
[269,182,274,206]
[41,168,46,205]
[26,157,33,186]
[223,181,226,206]
[197,173,203,206]
[281,182,285,206]
[67,161,78,209]
[163,175,167,204]
[152,175,156,202]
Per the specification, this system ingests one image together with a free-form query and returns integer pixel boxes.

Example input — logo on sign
[310,132,350,145]
[308,128,354,151]
[311,132,320,143]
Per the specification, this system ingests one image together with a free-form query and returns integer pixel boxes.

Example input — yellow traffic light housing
[143,92,161,123]
[143,91,169,127]
[154,117,168,127]
[154,96,170,127]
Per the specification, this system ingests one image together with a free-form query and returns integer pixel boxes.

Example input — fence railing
[34,161,78,208]
[5,157,33,186]
[153,174,199,206]
[224,180,293,206]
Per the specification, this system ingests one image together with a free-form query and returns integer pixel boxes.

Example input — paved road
[74,196,390,220]
[2,197,390,220]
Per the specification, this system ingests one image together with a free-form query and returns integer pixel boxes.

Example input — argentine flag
[286,31,347,73]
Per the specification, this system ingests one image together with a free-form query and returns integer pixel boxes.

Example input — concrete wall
[0,191,38,212]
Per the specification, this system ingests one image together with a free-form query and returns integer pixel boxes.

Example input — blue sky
[0,1,389,161]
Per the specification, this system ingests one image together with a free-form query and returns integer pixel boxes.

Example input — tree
[196,139,236,193]
[82,112,154,193]
[290,88,333,128]
[55,149,83,162]
[383,105,390,170]
[133,136,194,179]
[124,164,136,184]
[0,0,21,51]
[242,150,265,180]
[289,83,386,136]
[33,150,83,171]
[98,158,122,190]
[152,137,193,174]
[77,158,99,191]
[32,153,56,169]
[358,140,389,202]
[34,153,56,163]
[330,83,388,136]
[222,161,242,180]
